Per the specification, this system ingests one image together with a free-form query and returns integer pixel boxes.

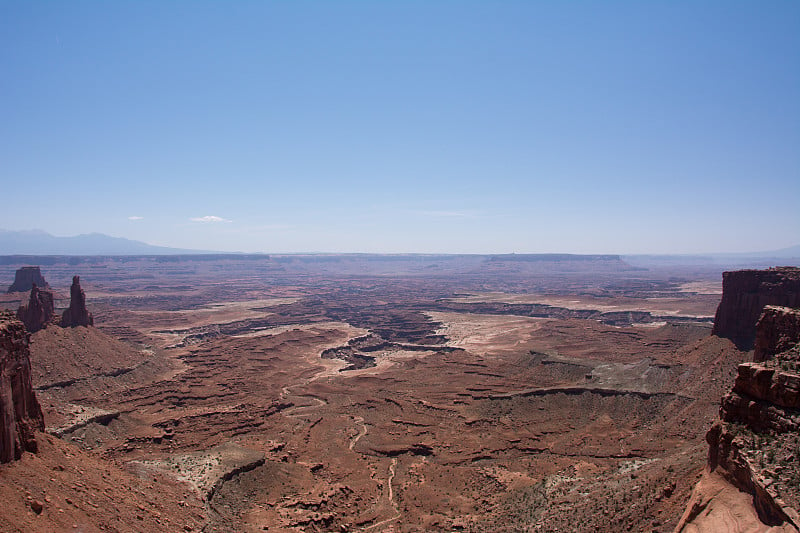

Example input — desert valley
[1,254,799,532]
[3,1,798,531]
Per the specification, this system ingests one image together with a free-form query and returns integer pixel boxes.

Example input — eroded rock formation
[0,311,45,463]
[6,266,50,294]
[712,267,800,349]
[678,298,800,531]
[60,276,93,328]
[16,284,56,333]
[754,306,800,363]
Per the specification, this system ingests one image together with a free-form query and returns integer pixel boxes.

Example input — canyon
[0,255,796,532]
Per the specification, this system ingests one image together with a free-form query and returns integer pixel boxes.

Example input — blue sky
[1,1,798,254]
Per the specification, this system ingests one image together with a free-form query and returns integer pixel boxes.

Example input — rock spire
[16,284,56,333]
[60,276,94,328]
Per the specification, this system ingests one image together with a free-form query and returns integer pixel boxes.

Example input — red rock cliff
[677,300,800,531]
[754,306,800,363]
[0,311,45,463]
[712,267,800,349]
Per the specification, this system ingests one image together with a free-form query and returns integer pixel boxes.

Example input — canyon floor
[0,255,748,532]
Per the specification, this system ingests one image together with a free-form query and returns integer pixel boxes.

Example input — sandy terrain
[427,311,548,354]
[678,281,723,295]
[446,291,719,317]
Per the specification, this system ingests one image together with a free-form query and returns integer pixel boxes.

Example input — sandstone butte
[678,272,800,532]
[60,275,93,328]
[0,311,45,463]
[6,266,50,294]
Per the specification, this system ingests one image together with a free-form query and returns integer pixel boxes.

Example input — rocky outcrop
[60,276,93,328]
[755,306,800,363]
[6,266,49,294]
[677,303,800,532]
[725,362,800,414]
[704,355,800,528]
[712,267,800,349]
[16,284,56,333]
[0,311,44,463]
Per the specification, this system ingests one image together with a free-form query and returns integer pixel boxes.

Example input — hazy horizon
[2,2,798,254]
[1,228,798,258]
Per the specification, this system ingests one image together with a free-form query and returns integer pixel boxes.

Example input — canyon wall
[712,267,800,349]
[678,270,800,532]
[0,311,44,463]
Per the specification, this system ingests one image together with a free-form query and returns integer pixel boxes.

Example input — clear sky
[1,1,798,254]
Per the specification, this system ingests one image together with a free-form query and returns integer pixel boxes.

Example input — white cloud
[190,215,232,223]
[128,216,144,220]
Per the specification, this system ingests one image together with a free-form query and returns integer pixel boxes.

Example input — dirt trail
[278,354,342,420]
[275,341,406,531]
[350,415,368,451]
[364,458,400,531]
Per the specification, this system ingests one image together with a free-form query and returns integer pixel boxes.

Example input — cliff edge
[712,267,800,350]
[677,298,800,532]
[0,311,45,463]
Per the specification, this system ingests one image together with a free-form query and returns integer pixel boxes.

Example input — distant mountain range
[0,230,207,255]
[0,229,798,260]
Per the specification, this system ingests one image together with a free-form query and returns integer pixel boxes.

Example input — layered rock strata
[60,276,93,328]
[0,311,45,463]
[6,266,50,294]
[16,284,56,333]
[703,357,800,528]
[678,302,800,531]
[712,267,800,349]
[754,306,800,363]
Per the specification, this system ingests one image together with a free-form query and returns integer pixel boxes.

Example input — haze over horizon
[2,2,798,255]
